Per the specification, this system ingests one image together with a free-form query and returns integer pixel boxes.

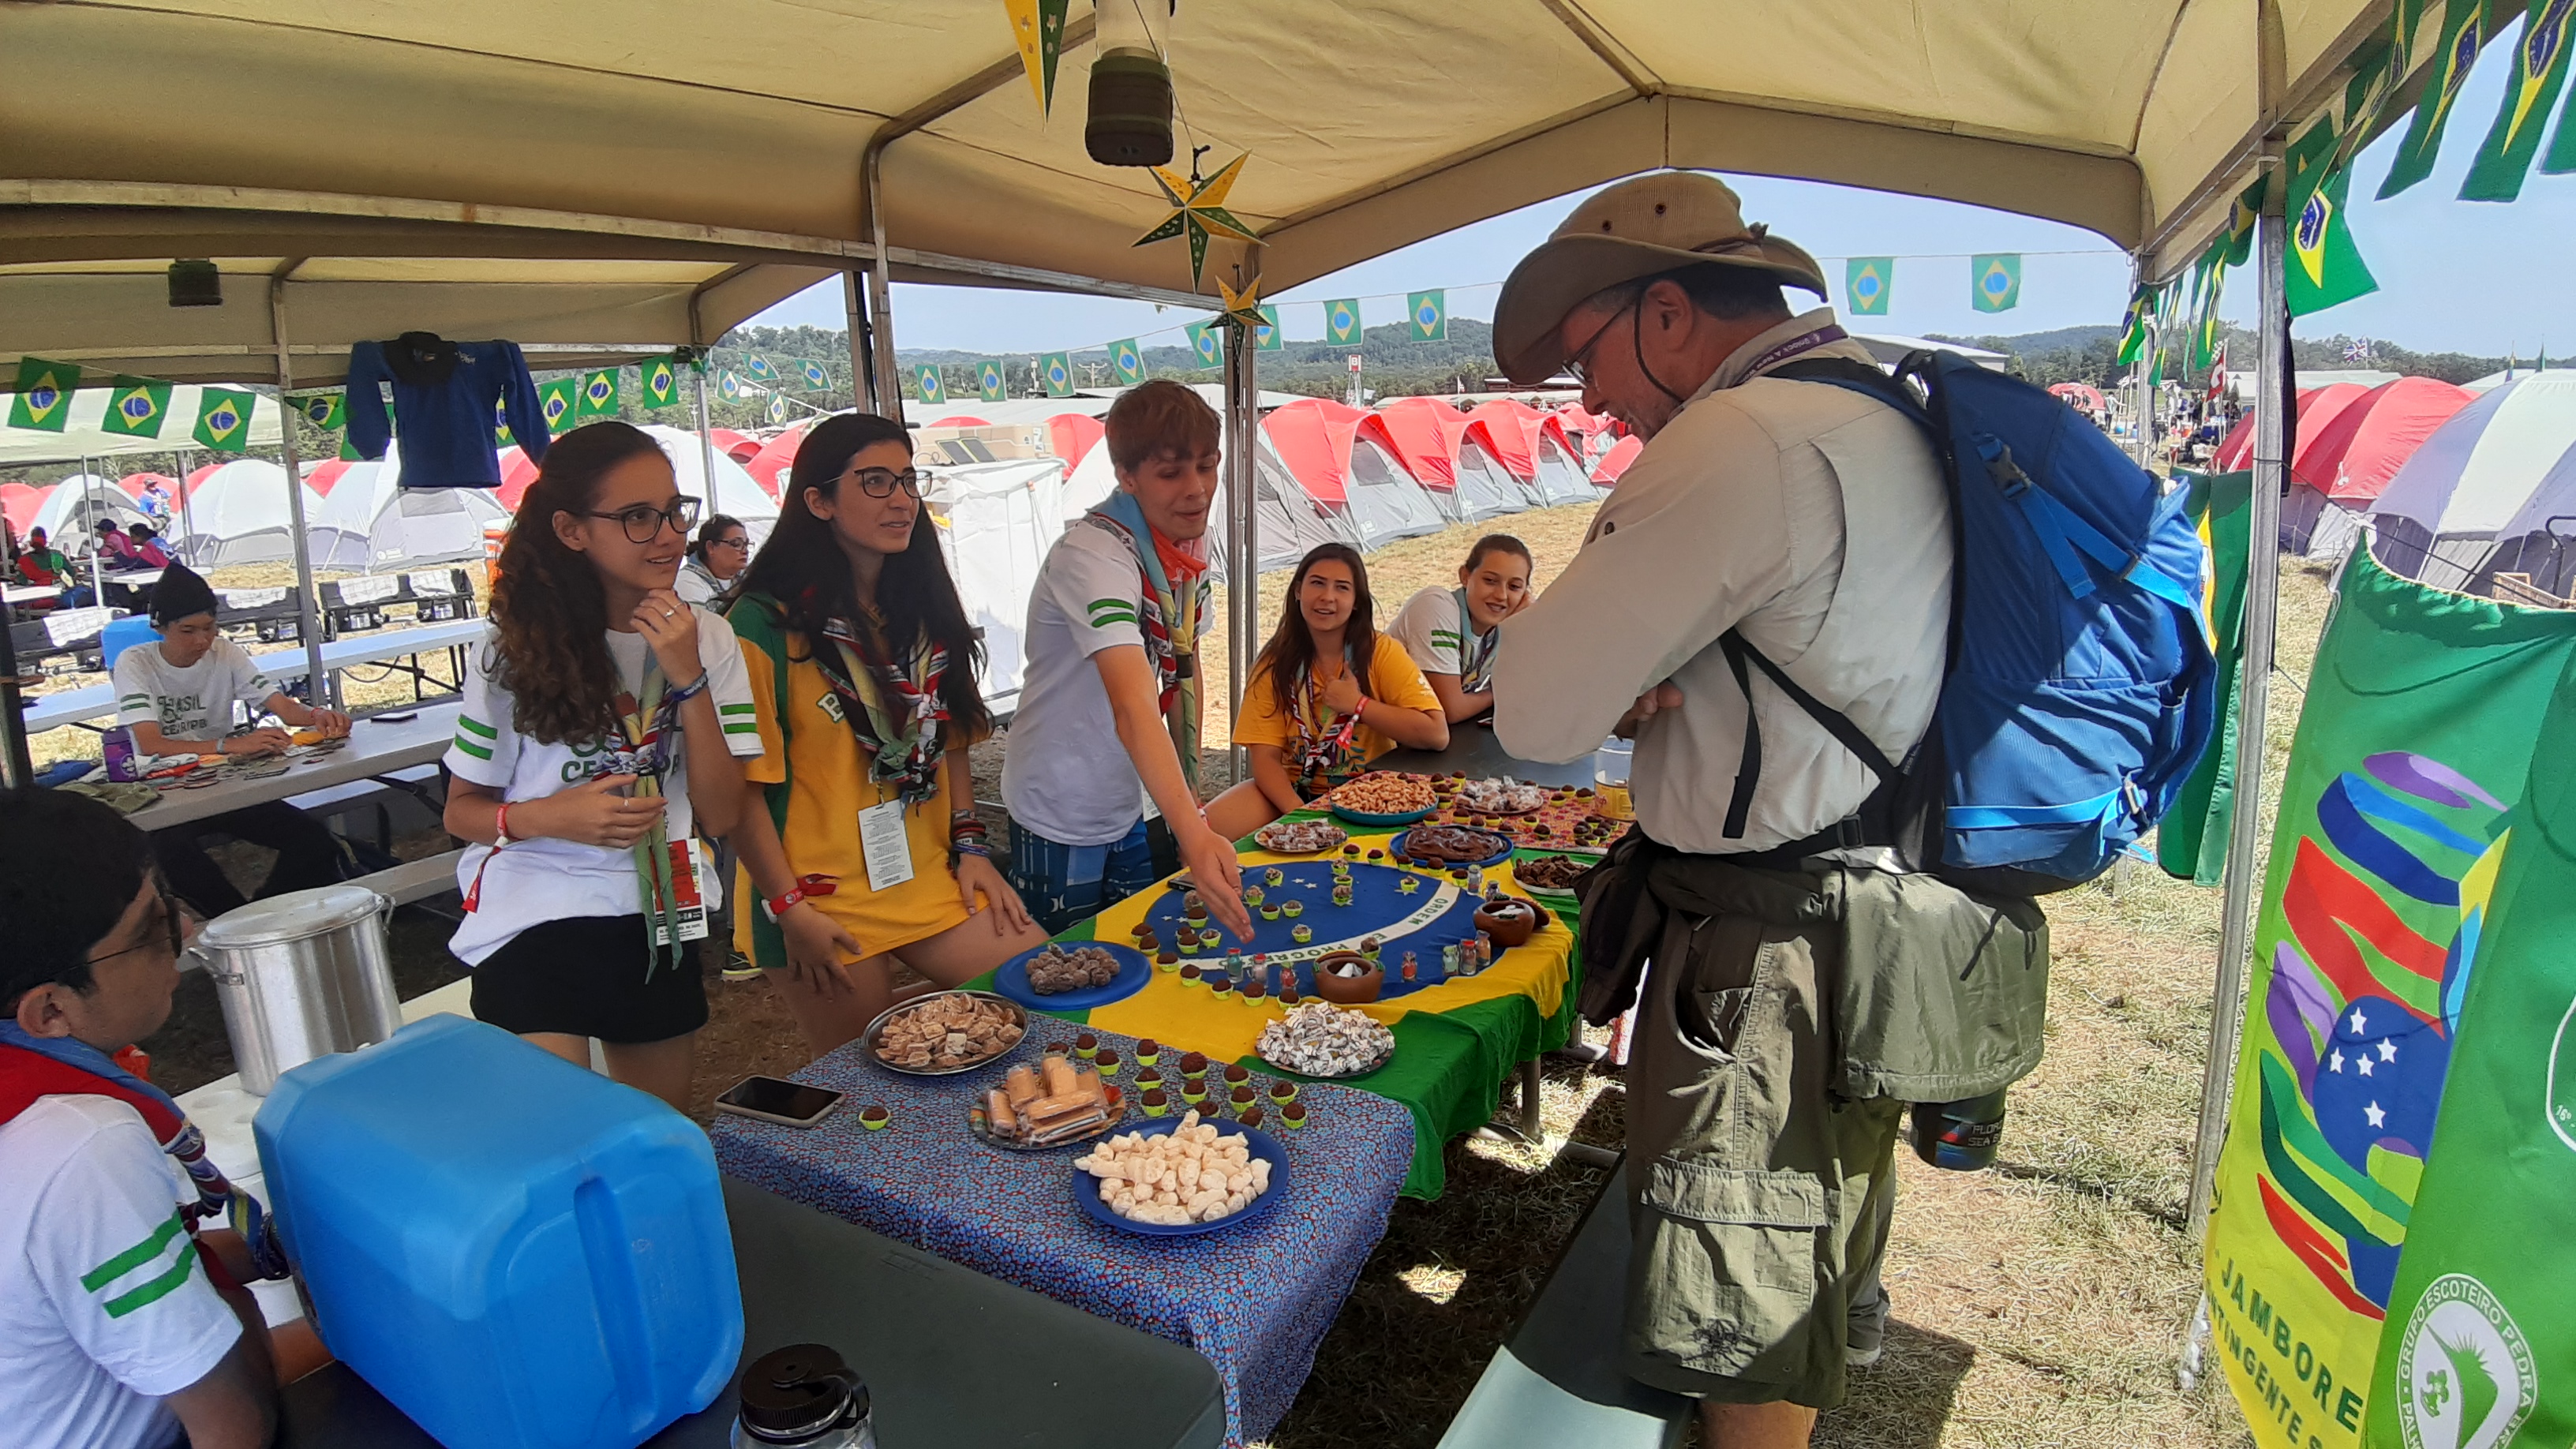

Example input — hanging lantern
[1087,0,1174,167]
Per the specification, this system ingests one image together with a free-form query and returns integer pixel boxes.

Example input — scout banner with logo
[2204,548,2576,1449]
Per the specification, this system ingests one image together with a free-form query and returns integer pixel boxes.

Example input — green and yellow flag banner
[2205,547,2576,1449]
[193,388,256,451]
[1041,351,1074,397]
[1844,256,1893,316]
[575,369,620,420]
[768,391,789,425]
[1005,0,1069,114]
[2461,0,2575,200]
[977,359,1007,402]
[2382,0,2494,197]
[1970,253,2021,313]
[1406,290,1447,342]
[2286,119,2380,316]
[1255,305,1283,353]
[104,378,174,440]
[1186,320,1222,369]
[745,354,777,382]
[2117,283,2157,365]
[537,378,578,436]
[2158,471,2252,887]
[8,356,80,432]
[914,364,946,407]
[719,370,747,402]
[641,356,680,409]
[801,360,829,391]
[1110,339,1146,386]
[298,392,344,432]
[1325,298,1363,346]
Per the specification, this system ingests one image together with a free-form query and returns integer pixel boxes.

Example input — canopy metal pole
[268,284,331,709]
[844,269,878,415]
[177,447,198,567]
[2187,165,2290,1234]
[690,358,720,508]
[864,148,902,425]
[1222,323,1258,786]
[82,456,107,604]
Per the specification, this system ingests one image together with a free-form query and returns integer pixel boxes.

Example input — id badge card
[859,798,916,894]
[652,837,713,945]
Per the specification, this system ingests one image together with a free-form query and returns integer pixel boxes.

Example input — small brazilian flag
[768,391,789,425]
[1110,339,1146,386]
[1255,305,1284,353]
[719,370,746,402]
[538,378,578,436]
[2285,117,2379,315]
[2116,283,2156,365]
[977,360,1007,402]
[103,377,174,439]
[1042,352,1075,397]
[7,356,80,432]
[2462,0,2576,200]
[801,360,829,391]
[298,392,344,431]
[915,364,946,406]
[1407,290,1447,343]
[495,396,511,444]
[2382,0,2492,197]
[1186,321,1222,369]
[746,354,777,381]
[1969,254,2022,313]
[1844,257,1893,316]
[575,369,620,420]
[1324,298,1363,346]
[193,388,256,451]
[641,355,679,409]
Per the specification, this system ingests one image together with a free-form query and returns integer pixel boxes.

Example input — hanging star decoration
[1216,275,1268,334]
[1133,151,1259,290]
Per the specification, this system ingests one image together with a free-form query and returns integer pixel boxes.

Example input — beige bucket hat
[1492,171,1829,385]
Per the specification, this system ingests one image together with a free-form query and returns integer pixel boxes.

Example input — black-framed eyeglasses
[842,466,926,500]
[711,534,751,551]
[586,498,702,544]
[1563,296,1638,387]
[86,881,197,968]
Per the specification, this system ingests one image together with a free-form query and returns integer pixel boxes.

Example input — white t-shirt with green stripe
[1387,586,1497,693]
[110,636,279,743]
[0,1095,242,1449]
[443,608,762,966]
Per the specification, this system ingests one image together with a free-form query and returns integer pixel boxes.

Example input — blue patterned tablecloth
[712,1023,1417,1447]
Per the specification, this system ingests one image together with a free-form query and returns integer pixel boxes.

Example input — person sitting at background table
[1386,533,1533,724]
[127,524,174,569]
[95,521,142,569]
[724,414,1050,1056]
[112,564,352,919]
[439,421,757,1113]
[17,526,90,607]
[1208,543,1447,835]
[676,512,749,607]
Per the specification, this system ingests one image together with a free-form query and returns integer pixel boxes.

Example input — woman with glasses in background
[438,421,760,1110]
[724,414,1046,1057]
[676,513,751,607]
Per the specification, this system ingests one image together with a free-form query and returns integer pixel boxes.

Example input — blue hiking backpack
[1732,350,2219,895]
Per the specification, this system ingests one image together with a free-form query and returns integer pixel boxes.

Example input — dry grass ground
[129,510,2338,1449]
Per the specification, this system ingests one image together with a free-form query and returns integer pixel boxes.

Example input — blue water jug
[254,1015,743,1449]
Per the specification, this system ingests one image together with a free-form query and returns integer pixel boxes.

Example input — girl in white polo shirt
[440,421,759,1111]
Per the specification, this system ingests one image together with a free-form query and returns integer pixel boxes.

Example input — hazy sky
[751,18,2567,361]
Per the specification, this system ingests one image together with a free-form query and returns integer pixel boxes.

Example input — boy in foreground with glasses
[1,789,290,1449]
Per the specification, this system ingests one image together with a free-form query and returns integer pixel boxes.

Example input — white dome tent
[312,455,511,571]
[169,459,330,568]
[2368,375,2576,597]
[29,475,148,549]
[924,457,1070,712]
[639,425,780,542]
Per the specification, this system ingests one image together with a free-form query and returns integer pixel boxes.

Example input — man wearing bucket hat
[1489,173,1956,1443]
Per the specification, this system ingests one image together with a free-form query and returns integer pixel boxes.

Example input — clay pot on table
[1310,949,1383,1004]
[1473,897,1541,949]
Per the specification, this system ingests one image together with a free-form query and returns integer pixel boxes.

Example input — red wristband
[763,874,838,923]
[493,802,515,848]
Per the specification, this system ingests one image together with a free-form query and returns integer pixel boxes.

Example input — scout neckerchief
[811,606,949,808]
[609,656,686,979]
[1288,643,1367,794]
[0,1021,289,1280]
[1078,491,1209,792]
[1452,588,1500,694]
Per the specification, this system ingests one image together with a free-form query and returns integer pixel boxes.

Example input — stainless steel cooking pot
[197,883,403,1095]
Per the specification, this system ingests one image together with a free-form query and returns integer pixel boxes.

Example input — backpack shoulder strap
[1766,357,1936,440]
[1717,629,1901,841]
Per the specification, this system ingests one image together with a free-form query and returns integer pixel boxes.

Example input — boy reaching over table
[1002,380,1252,942]
[112,564,350,919]
[1386,533,1533,723]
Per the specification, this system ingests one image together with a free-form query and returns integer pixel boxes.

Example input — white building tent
[311,455,511,571]
[638,425,781,543]
[30,475,148,546]
[2368,374,2576,597]
[926,457,1069,711]
[169,459,328,568]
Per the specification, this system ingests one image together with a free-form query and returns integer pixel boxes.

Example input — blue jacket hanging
[344,334,549,489]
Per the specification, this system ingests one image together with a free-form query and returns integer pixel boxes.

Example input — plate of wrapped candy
[993,941,1151,1011]
[1073,1113,1289,1236]
[864,990,1029,1075]
[1254,818,1350,854]
[972,1054,1128,1151]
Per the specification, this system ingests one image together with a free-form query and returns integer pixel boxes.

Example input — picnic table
[125,700,459,828]
[713,1028,1416,1447]
[18,619,485,733]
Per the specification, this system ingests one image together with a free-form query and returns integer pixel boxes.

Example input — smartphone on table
[714,1075,844,1129]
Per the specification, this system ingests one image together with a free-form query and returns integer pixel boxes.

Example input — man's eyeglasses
[586,498,703,544]
[86,883,197,968]
[1563,296,1638,387]
[843,466,926,500]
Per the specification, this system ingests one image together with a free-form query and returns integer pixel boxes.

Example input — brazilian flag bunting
[1407,290,1447,342]
[745,355,777,381]
[193,388,256,451]
[719,370,746,402]
[7,356,80,432]
[1324,298,1363,346]
[2286,118,2380,315]
[977,360,1008,402]
[2382,0,2492,196]
[915,364,946,407]
[1110,339,1146,385]
[768,392,789,425]
[1041,352,1075,397]
[2117,283,2157,365]
[1186,320,1222,369]
[2461,0,2575,200]
[1256,305,1283,352]
[298,393,344,431]
[1970,253,2021,313]
[641,356,680,409]
[103,377,174,439]
[575,369,620,420]
[538,378,578,436]
[801,360,829,391]
[1844,257,1893,316]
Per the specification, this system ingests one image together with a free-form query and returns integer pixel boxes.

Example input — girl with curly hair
[440,421,760,1110]
[725,414,1047,1054]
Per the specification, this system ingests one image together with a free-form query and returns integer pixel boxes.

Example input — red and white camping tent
[1466,399,1594,507]
[1590,435,1644,486]
[1262,399,1447,551]
[743,423,809,500]
[2282,376,2473,558]
[1375,397,1474,515]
